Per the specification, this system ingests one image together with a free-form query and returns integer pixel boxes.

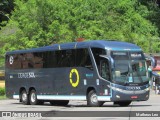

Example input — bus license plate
[131,96,138,99]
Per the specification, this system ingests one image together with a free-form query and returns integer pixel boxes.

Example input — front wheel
[114,101,131,107]
[87,90,103,107]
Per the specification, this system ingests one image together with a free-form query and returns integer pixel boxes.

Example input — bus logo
[126,86,141,90]
[69,69,80,87]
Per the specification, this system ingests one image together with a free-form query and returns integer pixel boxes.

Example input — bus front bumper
[110,87,150,102]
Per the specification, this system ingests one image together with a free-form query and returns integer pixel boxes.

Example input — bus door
[99,57,112,96]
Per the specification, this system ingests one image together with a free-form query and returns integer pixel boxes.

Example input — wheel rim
[22,92,27,102]
[91,93,98,104]
[31,92,36,103]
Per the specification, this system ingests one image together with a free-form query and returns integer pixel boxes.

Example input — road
[0,90,160,120]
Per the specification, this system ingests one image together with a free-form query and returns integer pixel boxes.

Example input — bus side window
[76,49,93,70]
[57,50,75,67]
[91,48,107,75]
[100,59,110,80]
[34,52,44,68]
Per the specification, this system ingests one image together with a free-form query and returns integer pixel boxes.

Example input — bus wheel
[29,90,39,105]
[87,90,100,107]
[21,90,29,105]
[50,100,69,106]
[114,101,131,107]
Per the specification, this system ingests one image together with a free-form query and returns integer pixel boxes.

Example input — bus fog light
[146,95,149,98]
[145,87,150,91]
[116,95,120,98]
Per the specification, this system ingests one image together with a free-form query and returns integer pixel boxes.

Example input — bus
[5,40,150,107]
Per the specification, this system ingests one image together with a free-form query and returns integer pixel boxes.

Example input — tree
[1,0,160,58]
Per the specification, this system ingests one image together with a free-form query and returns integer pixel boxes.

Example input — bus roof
[6,40,142,54]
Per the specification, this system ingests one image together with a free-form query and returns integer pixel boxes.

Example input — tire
[50,100,69,106]
[87,90,101,107]
[21,90,29,105]
[29,89,40,105]
[114,101,131,107]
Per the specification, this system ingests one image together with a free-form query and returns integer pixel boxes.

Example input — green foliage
[0,87,5,96]
[0,0,160,66]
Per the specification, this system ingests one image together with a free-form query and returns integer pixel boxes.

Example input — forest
[0,0,160,67]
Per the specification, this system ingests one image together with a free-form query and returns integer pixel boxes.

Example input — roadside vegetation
[0,0,160,68]
[0,87,6,100]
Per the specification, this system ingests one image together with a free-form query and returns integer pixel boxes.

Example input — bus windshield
[111,51,148,86]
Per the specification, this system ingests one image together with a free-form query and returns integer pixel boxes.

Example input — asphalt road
[0,90,160,120]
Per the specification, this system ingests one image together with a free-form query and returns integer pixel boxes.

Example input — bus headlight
[145,87,150,91]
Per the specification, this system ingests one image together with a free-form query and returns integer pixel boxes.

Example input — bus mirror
[99,55,114,70]
[115,71,121,77]
[150,57,156,68]
[110,57,115,70]
[145,55,156,68]
[154,60,157,67]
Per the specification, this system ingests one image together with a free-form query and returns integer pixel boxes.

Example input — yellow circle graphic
[69,69,80,87]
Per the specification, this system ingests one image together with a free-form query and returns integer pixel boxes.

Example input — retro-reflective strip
[97,96,111,101]
[13,95,19,99]
[37,95,86,100]
[37,95,111,101]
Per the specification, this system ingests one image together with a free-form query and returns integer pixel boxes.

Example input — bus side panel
[36,67,97,96]
[5,69,29,99]
[5,67,112,101]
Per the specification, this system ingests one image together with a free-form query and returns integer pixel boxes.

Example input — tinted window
[76,49,93,69]
[100,58,110,80]
[91,48,106,67]
[6,52,44,69]
[57,50,75,67]
[6,54,22,69]
[6,49,93,69]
